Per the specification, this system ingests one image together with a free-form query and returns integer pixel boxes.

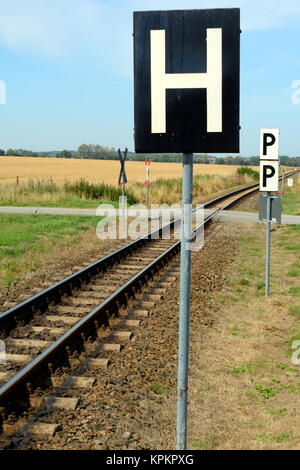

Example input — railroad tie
[74,291,104,299]
[163,276,177,282]
[0,371,14,383]
[86,358,110,369]
[156,282,173,288]
[88,285,119,293]
[1,302,16,310]
[67,297,101,306]
[46,315,79,325]
[102,343,122,352]
[118,264,144,269]
[50,376,96,388]
[30,326,67,336]
[151,288,166,295]
[7,338,51,349]
[116,319,141,327]
[137,300,156,309]
[55,306,90,314]
[4,353,31,363]
[133,310,149,318]
[144,294,161,301]
[3,421,59,439]
[30,396,79,411]
[114,331,133,341]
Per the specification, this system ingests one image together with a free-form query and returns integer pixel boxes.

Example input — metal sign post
[259,129,280,297]
[118,148,128,219]
[265,192,271,297]
[177,153,193,450]
[259,193,282,296]
[133,8,240,450]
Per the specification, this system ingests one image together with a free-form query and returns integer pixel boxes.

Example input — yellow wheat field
[0,156,253,185]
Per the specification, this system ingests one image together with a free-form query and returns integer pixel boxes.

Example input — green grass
[277,362,289,370]
[289,306,300,317]
[289,287,300,296]
[229,329,248,338]
[147,381,168,395]
[255,432,290,443]
[287,270,299,277]
[0,198,112,209]
[0,173,253,208]
[267,408,286,416]
[282,177,300,215]
[285,245,300,251]
[256,282,265,291]
[202,210,300,449]
[237,167,259,180]
[0,213,99,286]
[227,364,253,376]
[191,435,219,450]
[0,178,137,208]
[255,385,278,399]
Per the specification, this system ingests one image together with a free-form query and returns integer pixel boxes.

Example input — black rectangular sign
[134,9,240,154]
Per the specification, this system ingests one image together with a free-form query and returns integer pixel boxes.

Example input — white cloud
[0,0,299,79]
[0,1,101,56]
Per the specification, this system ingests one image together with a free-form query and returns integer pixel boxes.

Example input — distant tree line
[77,144,118,159]
[1,145,300,167]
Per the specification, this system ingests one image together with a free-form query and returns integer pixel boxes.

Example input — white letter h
[150,29,222,134]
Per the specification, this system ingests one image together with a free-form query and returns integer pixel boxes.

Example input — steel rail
[0,178,266,335]
[0,171,297,414]
[0,171,296,336]
[0,205,221,412]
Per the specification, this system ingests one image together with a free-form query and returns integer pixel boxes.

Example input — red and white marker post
[144,159,151,209]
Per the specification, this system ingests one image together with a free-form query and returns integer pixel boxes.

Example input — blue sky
[0,0,300,156]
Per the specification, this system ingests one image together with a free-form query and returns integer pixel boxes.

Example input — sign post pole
[265,192,271,297]
[176,153,193,450]
[134,8,240,450]
[259,129,280,297]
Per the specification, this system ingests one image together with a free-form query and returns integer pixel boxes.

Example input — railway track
[0,173,297,445]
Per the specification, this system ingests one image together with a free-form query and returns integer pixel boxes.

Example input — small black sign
[134,9,240,154]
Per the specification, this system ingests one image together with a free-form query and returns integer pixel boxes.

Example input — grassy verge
[0,179,136,208]
[189,221,300,449]
[130,172,255,205]
[0,214,100,287]
[0,172,256,208]
[282,174,300,215]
